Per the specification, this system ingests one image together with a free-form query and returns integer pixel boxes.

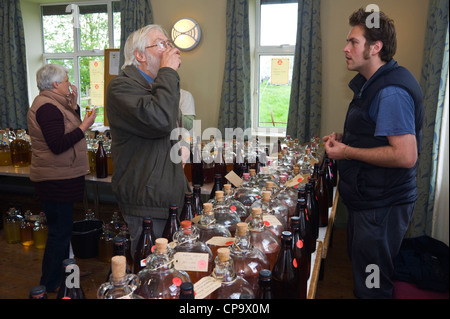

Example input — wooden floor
[0,224,355,299]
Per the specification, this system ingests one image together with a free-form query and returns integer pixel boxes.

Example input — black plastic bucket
[71,220,104,259]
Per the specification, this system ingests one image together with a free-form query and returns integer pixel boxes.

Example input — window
[254,0,298,135]
[41,1,121,124]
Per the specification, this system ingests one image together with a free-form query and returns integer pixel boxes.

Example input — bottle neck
[212,258,237,283]
[231,230,253,254]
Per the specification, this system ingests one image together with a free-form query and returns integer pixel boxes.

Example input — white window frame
[41,0,119,107]
[252,0,296,138]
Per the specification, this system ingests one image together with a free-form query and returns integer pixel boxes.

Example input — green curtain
[0,0,29,129]
[408,0,449,238]
[218,0,251,135]
[286,0,322,143]
[119,0,154,68]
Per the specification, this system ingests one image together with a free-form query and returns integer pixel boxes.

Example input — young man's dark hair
[349,8,397,62]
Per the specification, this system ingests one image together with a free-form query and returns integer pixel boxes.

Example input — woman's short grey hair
[36,64,69,91]
[122,24,167,70]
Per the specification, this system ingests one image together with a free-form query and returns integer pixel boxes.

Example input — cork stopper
[236,222,248,236]
[252,207,262,216]
[217,247,230,262]
[293,166,300,174]
[266,181,274,191]
[262,191,271,201]
[215,190,224,200]
[223,184,232,194]
[111,255,126,280]
[249,169,256,176]
[203,202,213,215]
[262,166,269,174]
[279,174,287,183]
[155,238,168,254]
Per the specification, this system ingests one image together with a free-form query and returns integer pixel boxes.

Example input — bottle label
[193,276,221,299]
[173,252,209,272]
[263,214,282,226]
[206,236,234,246]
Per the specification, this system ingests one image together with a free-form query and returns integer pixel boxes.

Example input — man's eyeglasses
[146,40,174,50]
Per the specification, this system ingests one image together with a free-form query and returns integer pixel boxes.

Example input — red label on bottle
[230,205,236,211]
[296,239,304,249]
[172,277,182,287]
[297,177,303,183]
[151,245,155,253]
[225,241,234,246]
[264,220,271,227]
[293,258,298,268]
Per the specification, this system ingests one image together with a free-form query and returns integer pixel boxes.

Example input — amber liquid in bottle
[96,141,108,178]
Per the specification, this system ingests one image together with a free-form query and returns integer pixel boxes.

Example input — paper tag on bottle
[206,236,235,246]
[225,170,243,188]
[191,215,202,224]
[173,252,209,272]
[263,214,282,226]
[286,174,309,187]
[194,276,222,299]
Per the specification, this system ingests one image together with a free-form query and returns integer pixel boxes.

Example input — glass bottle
[4,207,22,244]
[323,157,334,207]
[197,202,232,258]
[229,222,270,294]
[305,182,319,241]
[162,204,180,242]
[10,129,30,167]
[247,207,280,270]
[209,174,223,200]
[207,247,255,299]
[214,146,227,188]
[115,225,133,271]
[275,174,298,220]
[234,172,262,213]
[98,224,115,263]
[192,185,204,217]
[33,212,48,249]
[97,256,142,299]
[250,190,288,240]
[290,216,309,298]
[29,285,47,299]
[316,169,329,227]
[108,211,125,234]
[257,269,273,299]
[173,220,214,284]
[96,140,108,178]
[133,217,157,273]
[179,193,195,222]
[233,142,247,177]
[20,210,34,246]
[56,259,86,299]
[179,282,195,299]
[211,190,240,234]
[272,231,300,299]
[106,236,132,281]
[222,183,248,221]
[136,238,191,299]
[0,129,12,166]
[296,197,315,256]
[202,141,215,184]
[191,136,204,186]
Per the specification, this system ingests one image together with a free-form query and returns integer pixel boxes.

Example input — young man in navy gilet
[323,8,424,298]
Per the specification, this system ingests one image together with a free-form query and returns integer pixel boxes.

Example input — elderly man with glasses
[106,25,189,260]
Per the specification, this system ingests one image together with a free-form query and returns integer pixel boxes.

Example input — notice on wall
[89,60,104,106]
[109,51,120,75]
[271,58,289,85]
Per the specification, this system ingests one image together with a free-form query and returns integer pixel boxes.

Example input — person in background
[179,89,196,131]
[27,64,97,292]
[323,8,424,298]
[106,25,189,256]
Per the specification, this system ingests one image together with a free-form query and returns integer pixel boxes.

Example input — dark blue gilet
[338,59,424,210]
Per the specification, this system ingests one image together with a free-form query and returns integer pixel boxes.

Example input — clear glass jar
[208,247,255,299]
[173,220,214,284]
[10,129,30,167]
[229,222,270,294]
[98,256,142,299]
[136,238,191,299]
[33,212,48,249]
[211,191,240,234]
[4,207,21,244]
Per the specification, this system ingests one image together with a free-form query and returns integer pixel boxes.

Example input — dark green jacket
[106,65,188,219]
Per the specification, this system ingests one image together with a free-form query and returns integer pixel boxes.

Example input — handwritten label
[194,276,222,299]
[206,236,234,246]
[173,252,209,272]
